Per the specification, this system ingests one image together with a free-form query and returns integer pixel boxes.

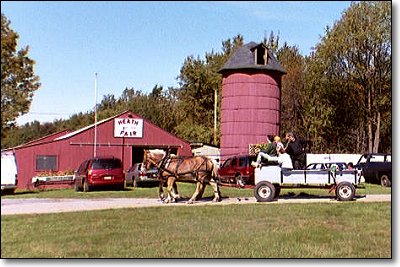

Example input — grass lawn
[1,182,391,199]
[1,201,391,258]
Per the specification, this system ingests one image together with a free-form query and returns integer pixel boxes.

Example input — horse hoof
[187,200,194,204]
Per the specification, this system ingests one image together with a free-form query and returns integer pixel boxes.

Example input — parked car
[218,155,257,186]
[355,153,391,187]
[306,162,348,171]
[74,157,125,192]
[125,163,159,187]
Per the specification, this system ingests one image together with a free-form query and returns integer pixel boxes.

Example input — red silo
[218,42,286,161]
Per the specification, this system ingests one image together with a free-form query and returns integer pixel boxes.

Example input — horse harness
[155,152,213,182]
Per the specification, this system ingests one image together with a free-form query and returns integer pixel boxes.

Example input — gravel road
[1,194,391,215]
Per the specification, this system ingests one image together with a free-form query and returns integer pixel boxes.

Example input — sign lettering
[114,118,143,138]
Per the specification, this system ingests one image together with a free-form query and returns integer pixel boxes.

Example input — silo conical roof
[219,42,286,74]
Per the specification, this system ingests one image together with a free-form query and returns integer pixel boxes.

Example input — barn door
[131,147,144,166]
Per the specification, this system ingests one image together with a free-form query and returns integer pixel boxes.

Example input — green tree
[302,55,335,153]
[175,34,243,144]
[276,43,307,140]
[310,1,391,153]
[263,30,280,54]
[1,13,40,136]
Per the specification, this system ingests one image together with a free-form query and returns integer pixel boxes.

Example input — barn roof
[53,115,118,141]
[7,110,191,151]
[7,130,71,150]
[219,42,286,74]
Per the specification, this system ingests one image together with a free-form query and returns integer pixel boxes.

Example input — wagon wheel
[335,182,355,201]
[254,181,276,202]
[380,175,391,187]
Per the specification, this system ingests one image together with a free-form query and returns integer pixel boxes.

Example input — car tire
[74,180,81,192]
[380,175,391,187]
[335,182,355,201]
[118,183,125,191]
[83,179,90,192]
[254,181,276,202]
[235,174,245,188]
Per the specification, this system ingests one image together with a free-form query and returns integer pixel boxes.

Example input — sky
[2,1,357,125]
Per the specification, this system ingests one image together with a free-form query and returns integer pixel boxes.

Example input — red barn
[5,110,192,190]
[218,42,286,161]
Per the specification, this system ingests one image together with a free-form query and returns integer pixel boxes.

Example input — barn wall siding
[12,111,192,190]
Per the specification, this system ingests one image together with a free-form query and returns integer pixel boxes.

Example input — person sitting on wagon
[347,162,354,170]
[253,135,283,166]
[264,135,282,156]
[251,143,293,171]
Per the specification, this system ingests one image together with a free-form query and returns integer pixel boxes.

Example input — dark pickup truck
[356,153,391,187]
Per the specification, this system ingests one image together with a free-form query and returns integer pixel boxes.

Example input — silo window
[255,46,267,65]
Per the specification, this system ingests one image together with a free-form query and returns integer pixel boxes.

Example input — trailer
[1,151,18,194]
[253,165,363,202]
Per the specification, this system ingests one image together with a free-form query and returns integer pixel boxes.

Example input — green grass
[1,182,391,199]
[1,202,391,258]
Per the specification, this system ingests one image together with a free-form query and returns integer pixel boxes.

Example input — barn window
[36,155,57,171]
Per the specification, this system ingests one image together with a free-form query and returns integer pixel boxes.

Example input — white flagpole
[94,73,98,157]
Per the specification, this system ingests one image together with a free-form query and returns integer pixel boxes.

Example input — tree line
[1,2,391,154]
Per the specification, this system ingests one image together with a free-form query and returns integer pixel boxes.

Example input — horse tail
[210,158,219,181]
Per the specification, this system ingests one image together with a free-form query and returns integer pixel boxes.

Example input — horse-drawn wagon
[253,164,363,202]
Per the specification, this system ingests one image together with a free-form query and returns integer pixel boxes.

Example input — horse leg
[171,181,181,200]
[187,182,202,204]
[195,183,205,201]
[209,178,221,202]
[158,180,165,201]
[164,177,176,203]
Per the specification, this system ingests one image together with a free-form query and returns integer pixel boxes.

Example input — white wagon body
[254,165,362,202]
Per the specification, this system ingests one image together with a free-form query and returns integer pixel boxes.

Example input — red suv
[218,155,257,186]
[74,157,125,192]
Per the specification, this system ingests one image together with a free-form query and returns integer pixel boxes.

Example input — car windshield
[92,159,122,170]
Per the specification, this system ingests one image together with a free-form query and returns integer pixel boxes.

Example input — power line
[24,112,74,116]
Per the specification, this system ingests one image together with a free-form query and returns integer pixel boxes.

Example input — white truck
[253,164,362,202]
[1,151,18,194]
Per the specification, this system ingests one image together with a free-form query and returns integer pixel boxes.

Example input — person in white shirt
[252,143,293,171]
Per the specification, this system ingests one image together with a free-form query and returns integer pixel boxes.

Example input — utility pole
[94,73,98,157]
[214,88,218,145]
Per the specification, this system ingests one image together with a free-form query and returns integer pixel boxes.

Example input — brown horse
[143,149,220,204]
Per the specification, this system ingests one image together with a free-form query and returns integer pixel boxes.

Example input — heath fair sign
[114,118,143,138]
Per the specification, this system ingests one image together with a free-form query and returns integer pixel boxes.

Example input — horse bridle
[144,150,170,172]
